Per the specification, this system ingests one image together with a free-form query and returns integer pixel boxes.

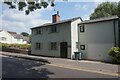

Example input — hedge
[0,43,31,49]
[108,47,120,63]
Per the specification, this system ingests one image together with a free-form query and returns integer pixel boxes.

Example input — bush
[0,43,31,50]
[108,47,120,63]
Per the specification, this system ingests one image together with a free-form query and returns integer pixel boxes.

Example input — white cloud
[55,0,120,2]
[75,4,88,11]
[1,4,52,34]
[82,5,87,10]
[75,4,81,10]
[82,14,90,20]
[93,0,120,2]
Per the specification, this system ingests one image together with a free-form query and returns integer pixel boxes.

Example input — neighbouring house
[31,12,82,58]
[78,15,119,62]
[0,30,29,44]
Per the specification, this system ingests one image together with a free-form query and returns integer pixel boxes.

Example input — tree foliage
[108,47,120,63]
[20,32,29,36]
[118,1,120,47]
[3,0,55,15]
[117,1,120,18]
[90,2,118,19]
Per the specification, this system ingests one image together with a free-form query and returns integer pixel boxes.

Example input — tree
[117,1,120,18]
[3,0,55,15]
[90,2,118,19]
[118,1,120,47]
[21,32,29,36]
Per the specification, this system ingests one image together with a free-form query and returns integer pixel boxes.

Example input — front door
[60,42,68,58]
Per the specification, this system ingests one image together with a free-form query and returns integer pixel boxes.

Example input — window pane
[80,25,85,32]
[51,26,57,33]
[76,42,78,49]
[51,42,57,50]
[1,37,6,41]
[36,28,42,34]
[80,45,85,50]
[36,43,41,50]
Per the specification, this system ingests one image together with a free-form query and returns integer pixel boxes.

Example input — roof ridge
[31,16,82,29]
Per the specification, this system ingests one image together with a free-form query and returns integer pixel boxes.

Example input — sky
[0,0,120,34]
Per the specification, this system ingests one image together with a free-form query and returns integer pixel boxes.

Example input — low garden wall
[0,43,31,55]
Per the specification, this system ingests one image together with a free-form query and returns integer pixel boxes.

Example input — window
[1,37,6,41]
[36,28,42,34]
[35,43,41,50]
[51,42,57,50]
[80,45,85,50]
[76,42,78,49]
[80,25,85,32]
[17,39,20,41]
[51,26,57,33]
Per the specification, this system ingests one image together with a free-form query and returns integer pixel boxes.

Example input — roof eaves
[79,15,119,24]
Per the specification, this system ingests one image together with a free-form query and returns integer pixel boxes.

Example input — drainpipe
[78,24,80,52]
[113,20,117,47]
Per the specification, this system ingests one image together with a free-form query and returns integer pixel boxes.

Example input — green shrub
[0,43,31,50]
[108,47,120,63]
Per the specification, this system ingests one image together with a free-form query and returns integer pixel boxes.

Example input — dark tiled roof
[79,15,119,24]
[7,31,17,34]
[31,17,82,29]
[11,34,23,39]
[5,31,23,39]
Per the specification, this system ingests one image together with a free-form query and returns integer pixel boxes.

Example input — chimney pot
[57,11,59,15]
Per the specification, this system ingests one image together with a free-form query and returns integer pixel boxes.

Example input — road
[1,55,119,79]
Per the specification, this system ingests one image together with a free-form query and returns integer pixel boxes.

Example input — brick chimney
[52,11,60,23]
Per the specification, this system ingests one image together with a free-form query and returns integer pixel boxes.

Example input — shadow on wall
[2,57,54,79]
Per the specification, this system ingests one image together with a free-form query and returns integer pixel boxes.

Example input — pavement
[0,51,120,77]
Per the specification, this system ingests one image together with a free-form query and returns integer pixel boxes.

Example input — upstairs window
[80,25,85,32]
[51,42,57,50]
[76,42,79,49]
[51,26,57,33]
[36,28,42,34]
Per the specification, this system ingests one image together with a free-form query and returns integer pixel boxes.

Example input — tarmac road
[1,55,119,79]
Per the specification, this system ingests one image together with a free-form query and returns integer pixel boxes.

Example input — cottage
[31,12,82,58]
[78,15,119,61]
[0,30,29,44]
